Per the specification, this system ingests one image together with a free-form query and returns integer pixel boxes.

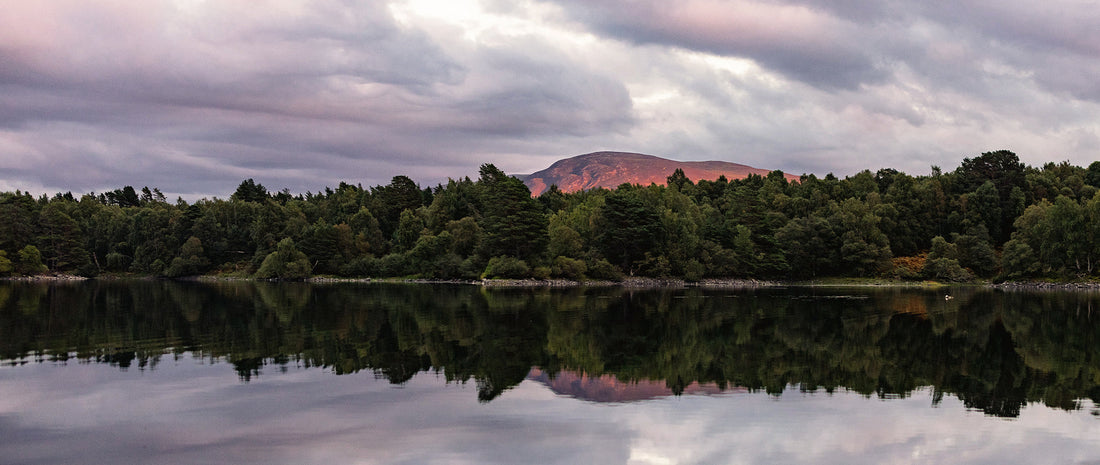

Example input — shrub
[532,266,551,280]
[1000,239,1039,280]
[460,257,485,279]
[889,254,927,280]
[165,237,210,278]
[683,259,705,282]
[551,256,587,280]
[105,252,131,272]
[481,256,529,279]
[340,256,380,277]
[16,245,47,275]
[149,259,167,275]
[586,258,623,281]
[923,258,973,282]
[430,252,465,279]
[255,238,312,280]
[378,253,409,277]
[165,257,198,278]
[0,251,12,276]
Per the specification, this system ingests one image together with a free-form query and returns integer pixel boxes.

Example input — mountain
[520,151,799,196]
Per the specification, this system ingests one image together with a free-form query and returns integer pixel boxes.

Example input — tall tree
[475,164,548,263]
[36,203,90,272]
[954,150,1026,243]
[0,191,37,255]
[597,186,663,274]
[231,179,269,203]
[373,175,424,239]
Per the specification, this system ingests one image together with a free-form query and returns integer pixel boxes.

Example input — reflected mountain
[527,368,732,403]
[2,281,1100,416]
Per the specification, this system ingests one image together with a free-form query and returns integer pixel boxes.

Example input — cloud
[549,0,888,90]
[0,0,1097,197]
[0,0,632,197]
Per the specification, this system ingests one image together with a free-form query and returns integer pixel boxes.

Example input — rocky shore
[478,277,778,288]
[0,273,87,282]
[992,281,1100,290]
[4,274,1097,291]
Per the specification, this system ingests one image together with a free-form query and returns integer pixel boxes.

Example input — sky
[2,0,1099,199]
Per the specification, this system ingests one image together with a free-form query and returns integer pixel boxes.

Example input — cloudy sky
[2,0,1098,199]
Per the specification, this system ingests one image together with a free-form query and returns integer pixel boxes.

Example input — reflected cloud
[2,362,1099,464]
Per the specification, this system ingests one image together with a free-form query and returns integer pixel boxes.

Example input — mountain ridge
[520,151,798,196]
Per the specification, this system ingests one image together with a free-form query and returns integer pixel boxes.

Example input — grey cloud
[0,1,634,197]
[548,0,1100,106]
[914,1,1100,57]
[0,3,465,123]
[442,44,634,137]
[547,0,889,90]
[880,2,1100,104]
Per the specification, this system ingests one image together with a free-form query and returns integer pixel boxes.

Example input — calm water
[1,281,1099,464]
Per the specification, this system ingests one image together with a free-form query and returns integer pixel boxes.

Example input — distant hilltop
[520,151,799,196]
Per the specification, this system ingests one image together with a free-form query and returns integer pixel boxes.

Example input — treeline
[2,150,1100,281]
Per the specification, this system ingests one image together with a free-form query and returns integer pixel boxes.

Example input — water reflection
[2,281,1100,417]
[527,368,732,402]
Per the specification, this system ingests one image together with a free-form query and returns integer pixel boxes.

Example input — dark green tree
[37,203,90,272]
[392,209,426,253]
[298,219,343,273]
[0,251,11,276]
[954,150,1026,242]
[777,213,836,277]
[16,245,49,275]
[1000,239,1039,279]
[961,181,1003,242]
[475,164,548,263]
[231,179,269,203]
[104,186,142,207]
[255,238,312,280]
[0,191,37,255]
[1086,161,1100,188]
[923,236,972,281]
[666,168,693,192]
[537,184,567,213]
[597,187,663,274]
[165,236,210,277]
[953,226,998,277]
[373,176,425,239]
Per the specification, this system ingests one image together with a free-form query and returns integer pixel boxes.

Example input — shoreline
[0,273,88,282]
[3,274,1100,290]
[992,281,1100,290]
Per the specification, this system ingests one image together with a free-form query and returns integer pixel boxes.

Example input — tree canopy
[1,150,1098,282]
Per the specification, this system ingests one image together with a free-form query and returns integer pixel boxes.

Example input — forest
[2,150,1100,282]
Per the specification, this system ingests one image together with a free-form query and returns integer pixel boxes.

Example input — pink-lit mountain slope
[521,151,799,196]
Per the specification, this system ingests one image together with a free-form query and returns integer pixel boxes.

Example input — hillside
[520,151,799,196]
